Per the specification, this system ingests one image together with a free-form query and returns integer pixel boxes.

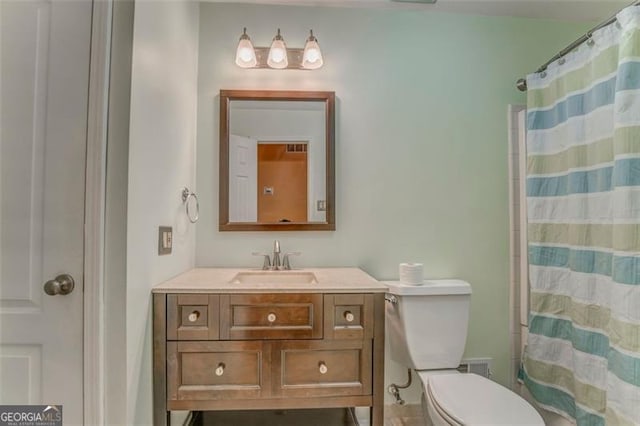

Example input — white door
[0,0,91,423]
[229,134,257,222]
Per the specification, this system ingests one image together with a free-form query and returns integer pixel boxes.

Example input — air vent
[457,358,492,378]
[286,143,307,153]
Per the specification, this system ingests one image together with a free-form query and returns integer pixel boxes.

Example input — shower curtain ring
[586,33,595,47]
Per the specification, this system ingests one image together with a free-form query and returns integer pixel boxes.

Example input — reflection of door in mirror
[220,90,335,231]
[257,143,308,223]
[229,134,257,222]
[228,100,326,224]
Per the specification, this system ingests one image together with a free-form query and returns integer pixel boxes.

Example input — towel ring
[181,187,199,223]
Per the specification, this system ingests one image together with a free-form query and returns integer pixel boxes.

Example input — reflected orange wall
[257,144,307,223]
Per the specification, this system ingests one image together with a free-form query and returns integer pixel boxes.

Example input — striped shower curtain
[521,5,640,426]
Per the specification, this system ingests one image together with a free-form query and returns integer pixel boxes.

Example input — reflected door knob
[44,274,75,296]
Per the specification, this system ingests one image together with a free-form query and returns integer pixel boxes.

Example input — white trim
[84,1,113,424]
[508,104,528,389]
[517,109,529,329]
[253,135,313,142]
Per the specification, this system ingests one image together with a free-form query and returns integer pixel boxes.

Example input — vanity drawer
[273,340,372,398]
[324,294,374,340]
[220,294,323,340]
[167,341,270,403]
[167,294,219,340]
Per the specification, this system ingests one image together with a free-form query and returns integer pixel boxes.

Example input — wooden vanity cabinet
[153,292,385,426]
[167,340,269,401]
[220,293,323,340]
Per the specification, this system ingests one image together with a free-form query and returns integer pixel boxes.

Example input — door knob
[44,274,75,296]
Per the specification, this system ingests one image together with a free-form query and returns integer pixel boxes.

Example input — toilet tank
[384,280,472,370]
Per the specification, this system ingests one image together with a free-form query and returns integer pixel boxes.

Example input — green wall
[195,2,589,403]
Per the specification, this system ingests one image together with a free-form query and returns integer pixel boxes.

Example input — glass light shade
[267,29,288,69]
[302,36,323,70]
[235,39,257,68]
[235,29,257,68]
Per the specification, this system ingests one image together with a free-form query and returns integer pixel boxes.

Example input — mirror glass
[219,90,335,231]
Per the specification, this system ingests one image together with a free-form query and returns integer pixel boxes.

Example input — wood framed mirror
[219,90,335,231]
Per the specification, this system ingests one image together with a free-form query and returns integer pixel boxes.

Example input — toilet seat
[426,383,460,425]
[418,372,544,426]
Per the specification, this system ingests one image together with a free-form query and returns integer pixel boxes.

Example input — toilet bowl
[420,371,543,425]
[384,280,544,426]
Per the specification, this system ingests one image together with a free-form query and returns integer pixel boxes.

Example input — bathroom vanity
[152,268,386,425]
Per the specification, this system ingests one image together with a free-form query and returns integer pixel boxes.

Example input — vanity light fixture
[302,30,323,69]
[235,28,257,68]
[234,28,324,70]
[267,28,288,69]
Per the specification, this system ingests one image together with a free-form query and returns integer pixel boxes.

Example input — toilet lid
[424,373,544,426]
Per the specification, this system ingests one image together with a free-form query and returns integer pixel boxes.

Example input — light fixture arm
[239,27,250,41]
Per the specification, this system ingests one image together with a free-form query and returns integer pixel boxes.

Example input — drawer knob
[188,310,200,322]
[344,311,355,322]
[318,362,328,375]
[215,362,225,376]
[267,313,277,323]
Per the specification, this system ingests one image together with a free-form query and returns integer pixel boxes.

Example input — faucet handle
[282,252,301,270]
[252,252,271,270]
[273,240,280,253]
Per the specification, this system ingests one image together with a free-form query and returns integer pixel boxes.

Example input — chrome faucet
[282,252,301,270]
[272,240,281,270]
[251,252,271,270]
[252,240,301,270]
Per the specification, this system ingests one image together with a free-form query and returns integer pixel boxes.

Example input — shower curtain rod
[516,0,640,92]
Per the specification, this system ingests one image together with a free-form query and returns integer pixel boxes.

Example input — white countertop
[152,267,387,293]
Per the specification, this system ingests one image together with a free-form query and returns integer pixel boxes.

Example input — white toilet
[384,279,544,426]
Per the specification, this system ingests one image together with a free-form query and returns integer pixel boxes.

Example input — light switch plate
[158,226,172,255]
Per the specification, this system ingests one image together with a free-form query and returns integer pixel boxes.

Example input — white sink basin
[230,271,318,285]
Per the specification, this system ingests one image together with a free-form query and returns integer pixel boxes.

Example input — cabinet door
[167,294,219,340]
[167,341,270,405]
[220,293,323,340]
[272,340,372,398]
[324,294,374,340]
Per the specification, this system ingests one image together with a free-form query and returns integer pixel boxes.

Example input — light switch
[158,226,172,255]
[317,200,327,211]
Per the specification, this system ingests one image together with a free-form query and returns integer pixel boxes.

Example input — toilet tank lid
[383,279,471,296]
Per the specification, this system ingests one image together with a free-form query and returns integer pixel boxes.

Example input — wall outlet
[158,226,172,255]
[317,200,326,211]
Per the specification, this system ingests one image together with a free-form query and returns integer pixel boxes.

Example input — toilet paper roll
[399,263,423,285]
